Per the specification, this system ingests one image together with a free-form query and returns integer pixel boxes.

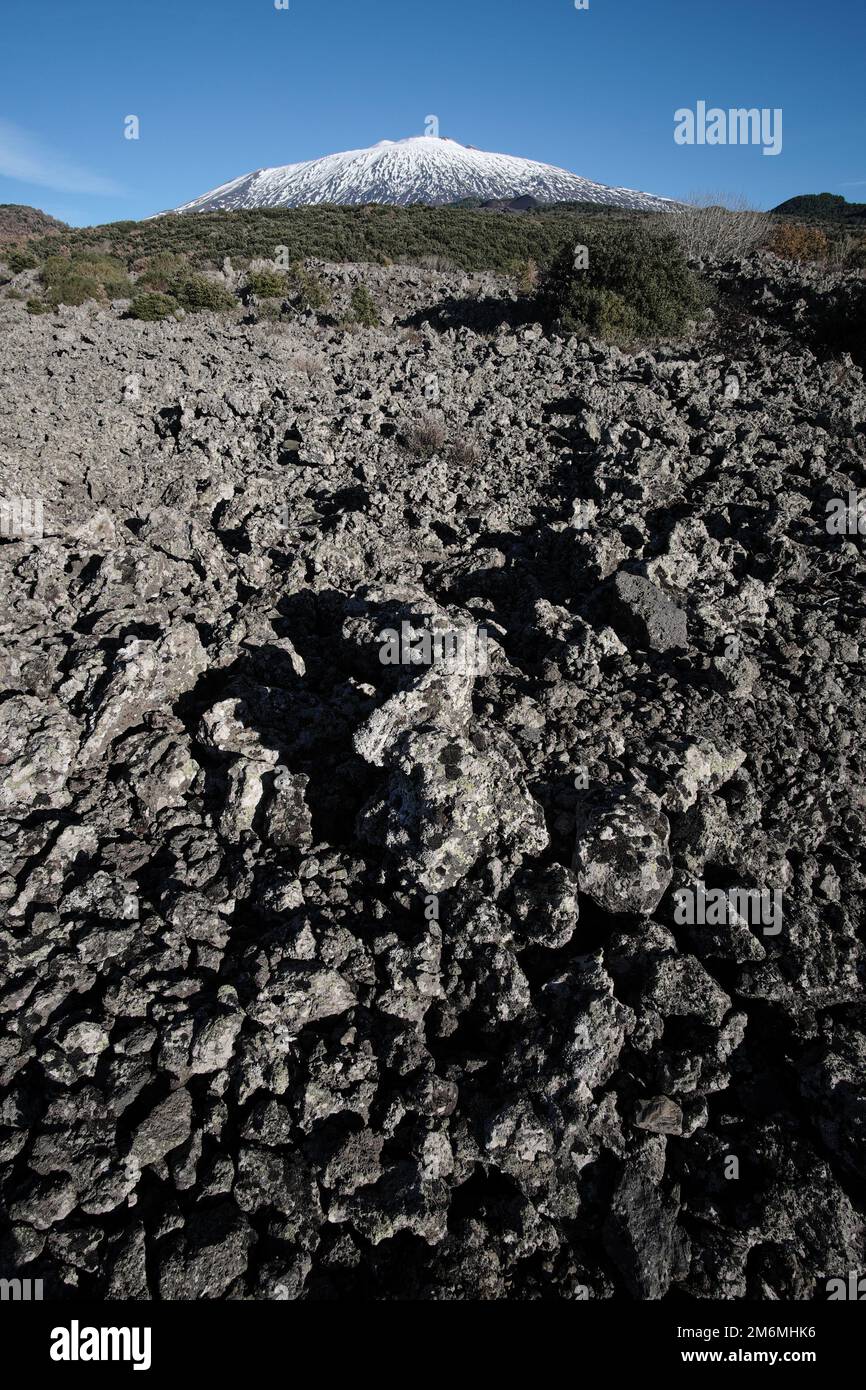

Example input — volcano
[167,136,677,214]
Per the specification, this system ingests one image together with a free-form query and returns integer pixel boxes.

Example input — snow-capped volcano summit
[168,136,676,214]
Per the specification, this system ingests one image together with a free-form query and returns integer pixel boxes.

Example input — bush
[769,224,830,262]
[129,291,179,322]
[404,412,447,458]
[254,299,284,321]
[246,269,288,298]
[286,263,331,313]
[7,247,38,274]
[286,351,325,377]
[39,253,132,305]
[451,436,480,467]
[169,274,236,312]
[841,236,866,270]
[26,298,50,315]
[666,195,767,261]
[537,225,707,343]
[43,273,104,306]
[136,252,190,291]
[509,256,539,293]
[349,283,380,327]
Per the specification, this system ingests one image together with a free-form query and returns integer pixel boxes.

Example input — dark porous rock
[574,787,673,916]
[0,248,863,1301]
[603,1157,685,1299]
[604,571,689,653]
[157,1203,254,1300]
[129,1089,193,1168]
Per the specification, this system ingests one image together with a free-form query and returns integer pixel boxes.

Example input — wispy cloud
[840,179,866,187]
[0,119,125,196]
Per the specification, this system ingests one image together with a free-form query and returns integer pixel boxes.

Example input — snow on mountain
[167,136,677,214]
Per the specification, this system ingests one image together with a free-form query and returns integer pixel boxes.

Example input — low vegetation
[14,203,637,283]
[285,262,332,313]
[404,412,448,457]
[5,247,38,274]
[128,291,180,322]
[349,283,380,326]
[768,223,830,262]
[537,223,708,343]
[169,274,236,312]
[37,253,132,307]
[246,269,289,298]
[666,195,767,261]
[1,199,860,358]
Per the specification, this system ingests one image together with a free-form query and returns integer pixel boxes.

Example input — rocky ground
[0,255,864,1300]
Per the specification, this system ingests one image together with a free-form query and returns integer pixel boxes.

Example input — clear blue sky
[1,0,864,226]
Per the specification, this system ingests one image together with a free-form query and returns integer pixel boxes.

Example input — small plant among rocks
[507,256,539,293]
[168,274,236,313]
[349,283,380,327]
[404,412,447,458]
[284,262,332,314]
[831,235,866,271]
[286,351,325,377]
[135,252,190,291]
[128,291,180,322]
[450,436,480,467]
[246,269,288,298]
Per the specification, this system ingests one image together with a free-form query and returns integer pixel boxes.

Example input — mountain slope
[0,204,68,244]
[168,136,677,215]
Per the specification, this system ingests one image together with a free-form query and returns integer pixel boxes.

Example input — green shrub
[287,262,331,313]
[255,299,284,321]
[136,251,190,291]
[246,269,288,298]
[18,204,651,287]
[7,247,38,274]
[43,273,104,307]
[26,297,50,315]
[39,253,132,305]
[349,283,380,327]
[169,274,236,312]
[129,291,179,322]
[536,225,707,343]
